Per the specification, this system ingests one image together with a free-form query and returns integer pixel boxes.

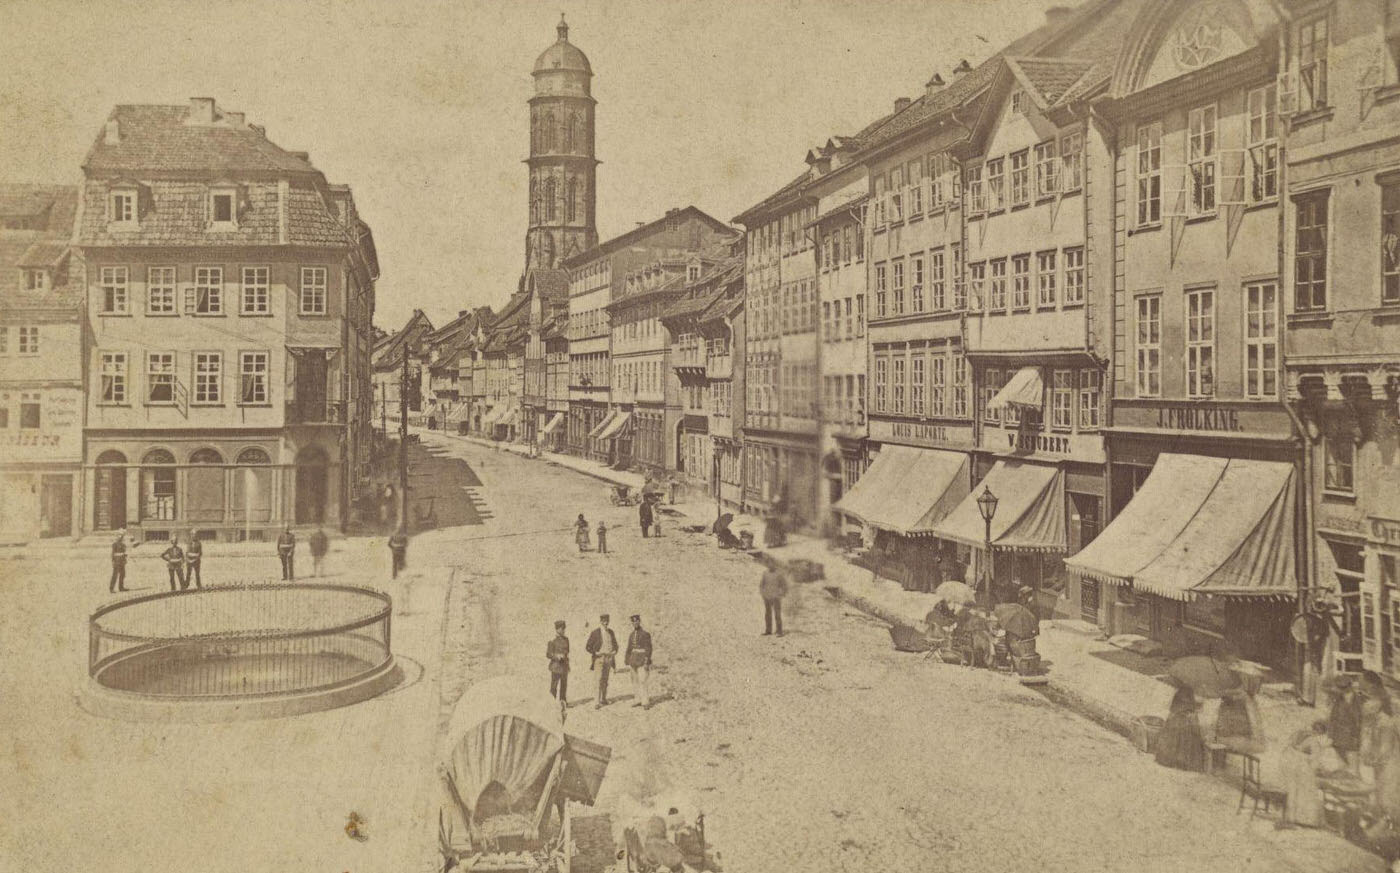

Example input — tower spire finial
[557,13,568,41]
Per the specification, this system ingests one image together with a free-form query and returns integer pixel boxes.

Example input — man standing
[547,620,570,709]
[585,614,618,709]
[625,614,653,709]
[109,530,128,593]
[388,529,408,579]
[760,558,788,637]
[639,497,653,539]
[160,537,185,592]
[184,534,203,589]
[309,527,329,577]
[277,527,296,581]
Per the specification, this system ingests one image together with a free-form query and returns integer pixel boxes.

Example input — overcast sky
[0,0,1066,330]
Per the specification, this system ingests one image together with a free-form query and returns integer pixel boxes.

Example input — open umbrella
[1168,655,1243,698]
[993,603,1039,639]
[933,580,976,606]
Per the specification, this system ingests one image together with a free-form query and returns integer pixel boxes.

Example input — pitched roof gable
[561,206,735,268]
[84,104,319,176]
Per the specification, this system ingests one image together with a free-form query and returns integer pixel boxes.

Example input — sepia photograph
[1,0,1399,870]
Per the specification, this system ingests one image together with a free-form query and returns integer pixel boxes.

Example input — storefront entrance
[38,475,72,538]
[295,447,329,525]
[94,450,127,531]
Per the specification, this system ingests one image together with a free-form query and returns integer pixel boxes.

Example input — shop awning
[588,411,618,439]
[541,413,564,435]
[833,445,969,535]
[479,405,501,426]
[931,460,1066,552]
[1134,458,1296,601]
[987,366,1044,414]
[596,411,632,441]
[488,404,517,428]
[1065,454,1227,586]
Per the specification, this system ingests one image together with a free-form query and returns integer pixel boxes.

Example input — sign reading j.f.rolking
[1155,405,1242,432]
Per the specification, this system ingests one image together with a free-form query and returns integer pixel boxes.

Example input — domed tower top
[533,14,592,78]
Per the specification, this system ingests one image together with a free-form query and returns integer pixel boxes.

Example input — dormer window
[687,264,701,282]
[22,269,48,291]
[109,188,137,228]
[210,188,237,229]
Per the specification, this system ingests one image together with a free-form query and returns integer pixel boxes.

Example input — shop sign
[869,417,975,449]
[1318,512,1365,537]
[982,423,1105,463]
[1156,406,1242,431]
[1,391,81,462]
[1114,401,1291,437]
[1372,517,1400,547]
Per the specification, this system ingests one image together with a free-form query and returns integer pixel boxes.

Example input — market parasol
[933,580,977,605]
[1167,655,1243,698]
[993,603,1039,638]
[712,512,734,534]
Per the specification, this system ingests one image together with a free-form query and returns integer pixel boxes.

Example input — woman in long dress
[1156,686,1207,772]
[1280,721,1332,827]
[574,513,591,552]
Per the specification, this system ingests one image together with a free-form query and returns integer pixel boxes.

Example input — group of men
[548,614,654,712]
[107,526,332,593]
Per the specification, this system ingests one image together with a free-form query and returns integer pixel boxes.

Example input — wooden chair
[1238,754,1287,818]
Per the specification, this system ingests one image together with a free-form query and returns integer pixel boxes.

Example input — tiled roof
[529,268,570,300]
[561,206,736,268]
[1006,57,1095,106]
[0,231,81,315]
[0,184,78,232]
[732,169,812,225]
[84,104,319,175]
[17,240,69,268]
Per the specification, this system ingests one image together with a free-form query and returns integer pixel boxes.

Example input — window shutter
[1218,150,1248,206]
[1162,165,1190,218]
[184,285,196,313]
[1276,69,1298,117]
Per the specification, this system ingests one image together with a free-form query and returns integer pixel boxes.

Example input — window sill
[207,224,240,233]
[1290,106,1334,128]
[145,311,178,317]
[968,213,985,222]
[190,402,225,408]
[1010,202,1031,212]
[1061,300,1086,309]
[238,403,273,409]
[1288,311,1333,327]
[1128,223,1162,235]
[1243,198,1279,213]
[1375,84,1400,105]
[1322,489,1357,503]
[190,312,226,318]
[1184,213,1217,225]
[144,402,177,408]
[239,312,274,318]
[96,402,130,408]
[99,311,132,317]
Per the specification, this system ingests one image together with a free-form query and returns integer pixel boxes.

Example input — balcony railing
[286,400,347,425]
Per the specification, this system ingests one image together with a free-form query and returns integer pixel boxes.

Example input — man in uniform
[160,537,185,591]
[625,614,653,709]
[277,527,296,580]
[184,533,203,589]
[547,620,570,710]
[109,530,128,593]
[585,614,618,708]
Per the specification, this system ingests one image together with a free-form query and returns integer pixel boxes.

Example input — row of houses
[0,98,380,545]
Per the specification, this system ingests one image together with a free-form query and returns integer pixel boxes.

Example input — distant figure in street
[309,527,330,577]
[1155,686,1207,772]
[380,483,396,529]
[1329,676,1364,774]
[575,514,591,552]
[547,620,570,709]
[596,520,608,555]
[626,614,653,709]
[184,534,203,589]
[759,556,788,637]
[585,614,618,709]
[639,498,654,538]
[161,538,186,592]
[277,527,296,581]
[109,530,128,593]
[388,529,408,579]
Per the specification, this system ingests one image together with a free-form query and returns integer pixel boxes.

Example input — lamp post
[976,485,999,608]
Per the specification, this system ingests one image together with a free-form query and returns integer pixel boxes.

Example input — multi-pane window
[951,244,964,310]
[1298,15,1329,112]
[193,266,222,314]
[100,352,127,404]
[930,250,946,311]
[17,326,38,355]
[875,263,888,317]
[892,260,906,315]
[1052,370,1073,429]
[1011,254,1031,310]
[1185,288,1215,398]
[1136,295,1161,396]
[1061,132,1083,192]
[928,153,945,209]
[301,267,328,315]
[1295,193,1328,312]
[100,266,129,314]
[1246,86,1278,203]
[1036,251,1056,307]
[930,355,946,417]
[989,258,1008,311]
[241,266,270,315]
[822,301,832,341]
[908,159,924,216]
[969,262,986,311]
[892,356,906,414]
[874,356,888,413]
[240,351,270,404]
[986,158,1005,212]
[1010,150,1030,206]
[911,256,925,312]
[1383,182,1400,306]
[1325,432,1354,493]
[193,352,222,404]
[1035,141,1059,197]
[1078,369,1101,429]
[856,294,864,334]
[146,352,175,404]
[146,267,176,314]
[1244,281,1279,399]
[911,356,925,416]
[951,356,968,418]
[1136,123,1162,225]
[1060,247,1084,305]
[888,166,904,223]
[842,225,853,264]
[109,190,135,224]
[984,367,1003,423]
[844,298,854,338]
[967,164,985,214]
[1188,105,1218,215]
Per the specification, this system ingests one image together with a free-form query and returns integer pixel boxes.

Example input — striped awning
[931,460,1066,553]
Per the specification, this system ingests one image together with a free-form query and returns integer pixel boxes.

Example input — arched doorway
[95,450,127,531]
[139,448,176,522]
[187,448,225,525]
[295,446,329,525]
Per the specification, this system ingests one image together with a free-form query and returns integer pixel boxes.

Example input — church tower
[526,14,598,272]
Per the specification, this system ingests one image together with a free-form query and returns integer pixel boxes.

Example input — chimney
[894,97,912,113]
[224,111,246,128]
[188,97,217,125]
[952,60,973,80]
[103,119,121,145]
[288,150,310,163]
[925,73,946,100]
[249,123,267,137]
[1045,5,1074,25]
[459,309,469,318]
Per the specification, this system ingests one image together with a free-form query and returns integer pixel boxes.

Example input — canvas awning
[440,675,564,817]
[987,366,1044,414]
[480,405,502,426]
[833,445,969,535]
[559,733,611,807]
[541,413,564,435]
[588,411,619,439]
[1079,456,1296,601]
[931,460,1066,552]
[596,411,632,441]
[489,404,518,428]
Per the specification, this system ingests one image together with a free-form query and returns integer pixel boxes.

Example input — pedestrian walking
[277,527,296,581]
[596,520,608,555]
[639,498,653,538]
[184,534,203,589]
[388,529,408,579]
[309,527,329,577]
[161,538,186,592]
[625,614,653,709]
[547,620,570,709]
[575,513,591,552]
[585,614,618,708]
[109,530,128,593]
[759,557,788,637]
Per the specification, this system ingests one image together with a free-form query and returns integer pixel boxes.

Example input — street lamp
[977,485,999,607]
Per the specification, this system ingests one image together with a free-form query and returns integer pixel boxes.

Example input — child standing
[596,520,608,554]
[574,514,591,552]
